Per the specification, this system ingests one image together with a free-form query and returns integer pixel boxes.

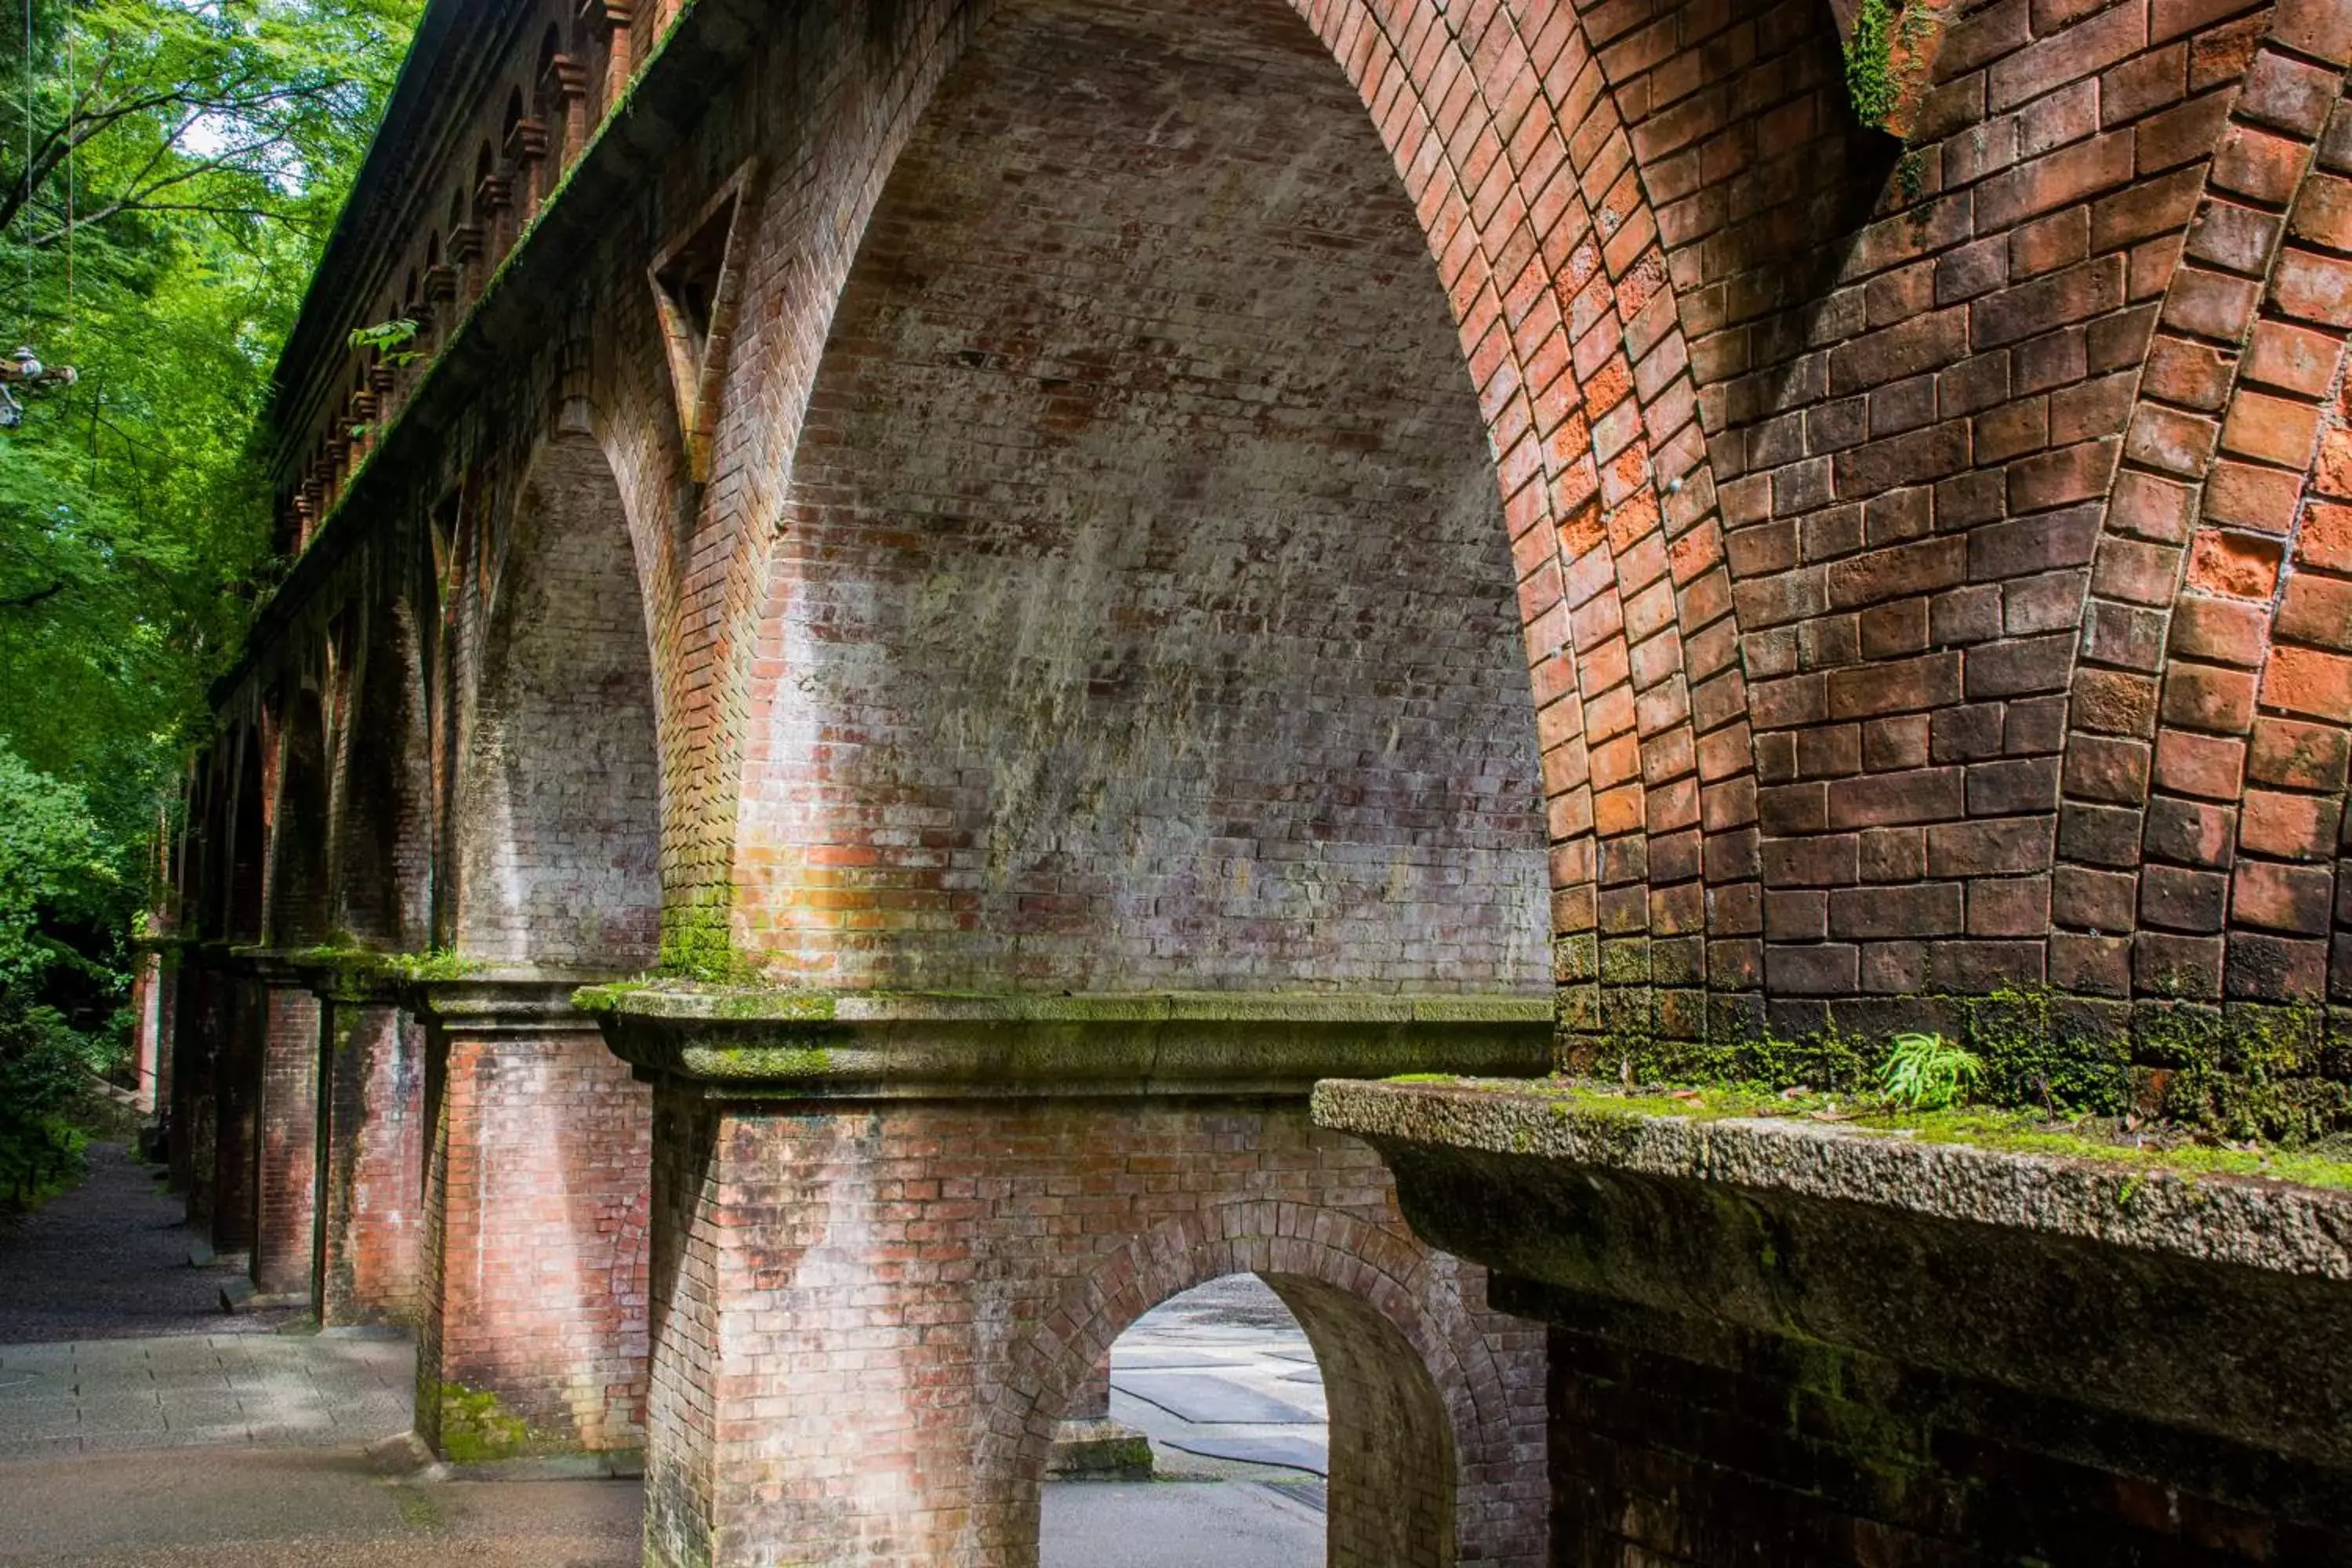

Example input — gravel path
[0,1142,296,1344]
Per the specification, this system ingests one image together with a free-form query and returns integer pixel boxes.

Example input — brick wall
[416,1017,650,1456]
[734,0,1552,994]
[643,1094,1547,1567]
[250,983,322,1298]
[1532,1283,2352,1565]
[339,601,435,950]
[317,997,425,1325]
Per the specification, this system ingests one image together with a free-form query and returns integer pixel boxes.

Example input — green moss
[434,1384,536,1464]
[1387,1072,1463,1085]
[380,948,483,983]
[659,891,764,985]
[1571,983,2352,1146]
[1512,1079,2352,1191]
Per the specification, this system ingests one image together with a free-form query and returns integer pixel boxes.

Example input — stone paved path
[0,1142,296,1343]
[0,1331,415,1461]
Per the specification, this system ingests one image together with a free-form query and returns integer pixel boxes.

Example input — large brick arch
[722,0,1738,1009]
[997,1207,1528,1567]
[456,428,664,967]
[2053,64,2352,1007]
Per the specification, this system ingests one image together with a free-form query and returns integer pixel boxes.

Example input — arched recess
[737,0,1553,996]
[268,685,335,948]
[339,601,436,950]
[457,430,662,968]
[1004,1207,1524,1566]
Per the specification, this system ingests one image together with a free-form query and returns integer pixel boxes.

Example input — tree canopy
[0,0,418,1076]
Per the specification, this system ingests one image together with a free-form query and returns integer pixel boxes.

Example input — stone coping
[1316,1077,2352,1473]
[588,988,1553,1098]
[1311,1077,2352,1280]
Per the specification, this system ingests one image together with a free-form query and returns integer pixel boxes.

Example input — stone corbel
[577,0,635,103]
[545,54,591,166]
[474,173,516,262]
[503,116,550,207]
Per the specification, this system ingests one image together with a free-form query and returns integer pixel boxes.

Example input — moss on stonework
[434,1384,536,1463]
[1573,983,2352,1149]
[1460,1078,2352,1191]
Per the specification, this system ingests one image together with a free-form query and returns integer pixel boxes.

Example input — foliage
[348,315,417,365]
[1842,0,1896,131]
[379,947,481,983]
[1879,1032,1983,1112]
[0,1003,118,1208]
[0,0,418,1190]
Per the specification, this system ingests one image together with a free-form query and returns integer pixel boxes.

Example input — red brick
[2184,530,2282,598]
[2264,644,2352,721]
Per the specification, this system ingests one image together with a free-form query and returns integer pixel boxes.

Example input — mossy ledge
[1561,981,2352,1146]
[1314,1076,2352,1275]
[1373,1075,2352,1194]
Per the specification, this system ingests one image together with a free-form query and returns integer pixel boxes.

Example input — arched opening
[267,686,334,946]
[457,432,661,967]
[1043,1269,1458,1567]
[1044,1275,1330,1565]
[339,601,434,950]
[742,0,1551,997]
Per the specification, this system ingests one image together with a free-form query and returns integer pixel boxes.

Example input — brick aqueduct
[136,0,2352,1562]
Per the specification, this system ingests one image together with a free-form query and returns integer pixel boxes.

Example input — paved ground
[1040,1275,1325,1566]
[0,1448,641,1567]
[0,1145,1329,1565]
[0,1331,414,1461]
[0,1142,297,1344]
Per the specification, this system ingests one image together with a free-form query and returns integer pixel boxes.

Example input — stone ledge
[1312,1077,2352,1471]
[1312,1079,2352,1279]
[590,989,1552,1098]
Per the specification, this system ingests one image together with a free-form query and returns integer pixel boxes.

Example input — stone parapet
[1316,1076,2352,1558]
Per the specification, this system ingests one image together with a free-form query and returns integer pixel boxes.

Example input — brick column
[605,992,1553,1568]
[249,956,323,1301]
[169,945,234,1229]
[209,964,267,1258]
[414,976,651,1461]
[311,967,426,1326]
[128,938,175,1117]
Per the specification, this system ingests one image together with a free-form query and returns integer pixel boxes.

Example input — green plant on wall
[1879,1032,1983,1112]
[1844,0,1898,130]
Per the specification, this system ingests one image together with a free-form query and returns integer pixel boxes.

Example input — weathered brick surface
[1534,1283,2352,1566]
[317,997,426,1325]
[416,1017,650,1456]
[136,0,2352,1558]
[249,983,322,1298]
[645,1094,1546,1567]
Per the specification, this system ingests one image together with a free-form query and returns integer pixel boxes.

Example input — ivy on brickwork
[1842,0,1898,131]
[1581,985,2352,1148]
